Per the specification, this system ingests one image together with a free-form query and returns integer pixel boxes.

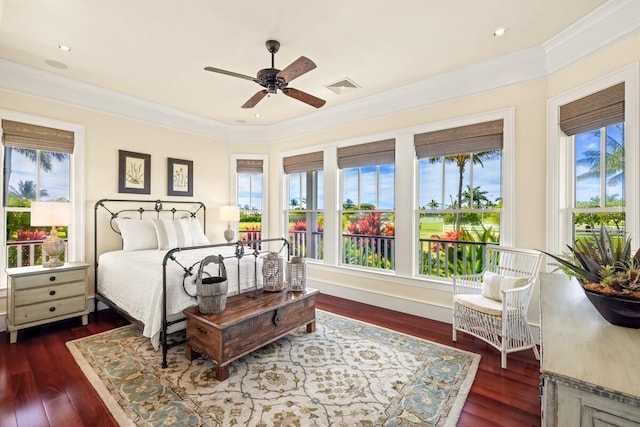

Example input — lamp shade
[219,205,240,222]
[30,201,72,227]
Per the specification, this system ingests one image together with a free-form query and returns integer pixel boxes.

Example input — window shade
[337,139,395,169]
[1,119,74,154]
[559,82,625,136]
[414,119,503,159]
[236,159,263,174]
[283,151,323,174]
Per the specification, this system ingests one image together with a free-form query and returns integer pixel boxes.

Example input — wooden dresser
[539,273,640,426]
[5,262,90,343]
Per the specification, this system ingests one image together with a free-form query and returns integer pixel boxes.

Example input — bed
[93,199,289,368]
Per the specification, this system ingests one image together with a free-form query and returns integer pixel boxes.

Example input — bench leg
[216,364,229,381]
[306,320,316,333]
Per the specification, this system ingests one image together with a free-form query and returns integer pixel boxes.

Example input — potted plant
[542,226,640,328]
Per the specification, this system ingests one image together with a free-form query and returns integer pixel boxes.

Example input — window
[415,120,503,278]
[338,139,395,270]
[2,119,74,270]
[236,158,264,243]
[547,68,639,261]
[561,83,626,242]
[284,152,324,260]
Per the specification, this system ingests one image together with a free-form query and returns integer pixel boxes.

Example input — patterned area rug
[67,311,479,426]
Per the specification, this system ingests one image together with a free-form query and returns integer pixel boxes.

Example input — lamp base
[42,230,65,268]
[224,224,235,243]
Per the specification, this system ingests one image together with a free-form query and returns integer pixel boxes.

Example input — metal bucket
[196,255,228,314]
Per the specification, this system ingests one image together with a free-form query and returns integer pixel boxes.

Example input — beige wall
[0,90,242,297]
[1,30,639,326]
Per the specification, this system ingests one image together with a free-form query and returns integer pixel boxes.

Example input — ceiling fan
[204,40,326,109]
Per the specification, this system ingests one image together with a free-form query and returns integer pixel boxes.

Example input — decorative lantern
[262,252,284,291]
[287,257,306,291]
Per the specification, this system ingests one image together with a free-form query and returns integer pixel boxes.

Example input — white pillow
[115,218,158,251]
[481,271,528,302]
[152,218,191,249]
[182,217,209,245]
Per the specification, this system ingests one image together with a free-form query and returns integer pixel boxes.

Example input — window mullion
[600,127,607,208]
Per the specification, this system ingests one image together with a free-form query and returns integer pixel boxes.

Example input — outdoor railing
[239,229,263,250]
[419,237,493,278]
[289,230,323,260]
[342,233,395,270]
[5,239,67,268]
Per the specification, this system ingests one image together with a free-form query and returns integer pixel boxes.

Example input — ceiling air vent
[325,78,360,95]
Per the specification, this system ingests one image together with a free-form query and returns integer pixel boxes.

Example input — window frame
[0,110,85,291]
[286,170,324,261]
[546,64,639,258]
[230,154,268,239]
[339,162,396,271]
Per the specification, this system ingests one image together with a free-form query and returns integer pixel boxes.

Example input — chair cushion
[481,271,527,302]
[454,294,503,316]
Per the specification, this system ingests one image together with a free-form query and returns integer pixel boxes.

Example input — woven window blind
[236,159,263,174]
[559,82,625,136]
[1,119,74,154]
[283,151,323,174]
[414,120,503,159]
[337,139,395,169]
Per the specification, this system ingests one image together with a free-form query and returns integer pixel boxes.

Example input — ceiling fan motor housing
[256,68,287,93]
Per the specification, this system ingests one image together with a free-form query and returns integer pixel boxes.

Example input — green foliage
[542,226,640,296]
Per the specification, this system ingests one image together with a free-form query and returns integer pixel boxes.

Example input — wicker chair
[452,246,542,369]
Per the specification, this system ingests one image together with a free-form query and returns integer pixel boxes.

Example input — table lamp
[30,201,72,268]
[220,205,240,243]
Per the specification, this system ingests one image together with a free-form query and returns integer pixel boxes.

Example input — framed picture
[118,150,151,194]
[167,157,193,196]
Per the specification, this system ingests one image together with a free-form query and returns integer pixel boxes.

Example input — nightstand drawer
[13,295,86,325]
[12,269,86,290]
[14,281,85,307]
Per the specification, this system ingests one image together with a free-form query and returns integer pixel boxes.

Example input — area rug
[66,310,480,427]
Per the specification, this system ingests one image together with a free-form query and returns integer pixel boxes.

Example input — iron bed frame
[93,198,289,368]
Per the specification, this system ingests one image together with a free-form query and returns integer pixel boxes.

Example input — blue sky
[418,154,502,209]
[5,149,70,201]
[574,124,624,206]
[237,173,263,210]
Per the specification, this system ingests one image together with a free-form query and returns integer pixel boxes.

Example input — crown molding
[544,0,640,74]
[0,0,638,144]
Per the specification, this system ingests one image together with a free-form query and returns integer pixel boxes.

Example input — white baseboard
[309,279,540,345]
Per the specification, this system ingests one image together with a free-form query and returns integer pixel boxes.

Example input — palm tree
[9,180,49,201]
[576,123,624,186]
[431,150,501,229]
[4,148,67,205]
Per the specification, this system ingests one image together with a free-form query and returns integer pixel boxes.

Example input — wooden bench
[183,287,318,381]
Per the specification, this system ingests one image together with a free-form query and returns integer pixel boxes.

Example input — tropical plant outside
[4,147,69,267]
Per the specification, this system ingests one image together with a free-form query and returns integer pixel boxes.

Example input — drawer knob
[49,307,56,312]
[49,290,56,296]
[49,276,56,282]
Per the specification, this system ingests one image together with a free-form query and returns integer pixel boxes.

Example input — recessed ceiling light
[255,113,261,118]
[57,44,72,52]
[493,27,507,37]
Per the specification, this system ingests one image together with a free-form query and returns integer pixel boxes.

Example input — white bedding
[97,246,263,349]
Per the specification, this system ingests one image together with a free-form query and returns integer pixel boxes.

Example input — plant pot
[583,289,640,328]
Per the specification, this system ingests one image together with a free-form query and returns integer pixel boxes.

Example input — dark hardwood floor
[0,294,542,426]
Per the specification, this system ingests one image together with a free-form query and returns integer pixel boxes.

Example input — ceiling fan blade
[204,66,256,82]
[276,56,317,83]
[242,90,268,108]
[282,87,326,108]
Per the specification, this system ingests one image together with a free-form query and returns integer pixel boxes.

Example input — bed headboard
[94,198,207,256]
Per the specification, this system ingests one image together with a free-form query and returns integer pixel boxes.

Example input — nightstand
[5,262,90,343]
